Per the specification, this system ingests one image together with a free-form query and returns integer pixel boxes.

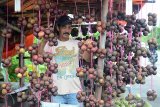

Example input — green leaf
[93,31,100,40]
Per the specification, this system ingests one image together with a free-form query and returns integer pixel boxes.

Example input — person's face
[58,24,72,41]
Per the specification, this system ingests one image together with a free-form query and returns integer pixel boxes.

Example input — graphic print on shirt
[53,46,78,80]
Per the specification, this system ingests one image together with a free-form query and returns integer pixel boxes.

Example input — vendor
[39,15,90,106]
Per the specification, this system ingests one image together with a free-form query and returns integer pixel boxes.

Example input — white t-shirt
[44,39,82,95]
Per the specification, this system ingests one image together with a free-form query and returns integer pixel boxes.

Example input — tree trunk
[95,0,108,100]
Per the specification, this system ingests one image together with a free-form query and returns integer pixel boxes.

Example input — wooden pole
[0,36,4,64]
[95,0,108,100]
[19,26,25,87]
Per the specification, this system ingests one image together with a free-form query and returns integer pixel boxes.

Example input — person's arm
[38,39,48,55]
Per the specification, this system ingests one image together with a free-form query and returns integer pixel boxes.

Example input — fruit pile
[46,63,58,76]
[17,17,27,27]
[28,43,39,55]
[96,21,106,33]
[15,45,26,54]
[77,91,105,107]
[0,83,12,95]
[76,67,87,78]
[115,95,149,107]
[17,91,28,103]
[2,57,12,67]
[1,27,12,38]
[1,0,158,106]
[27,17,38,29]
[75,10,158,106]
[14,67,27,78]
[147,89,157,101]
[148,13,157,26]
[78,39,98,53]
[28,71,58,102]
[148,38,158,50]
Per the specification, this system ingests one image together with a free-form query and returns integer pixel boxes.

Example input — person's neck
[58,36,69,41]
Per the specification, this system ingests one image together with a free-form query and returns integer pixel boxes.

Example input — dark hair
[56,15,72,27]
